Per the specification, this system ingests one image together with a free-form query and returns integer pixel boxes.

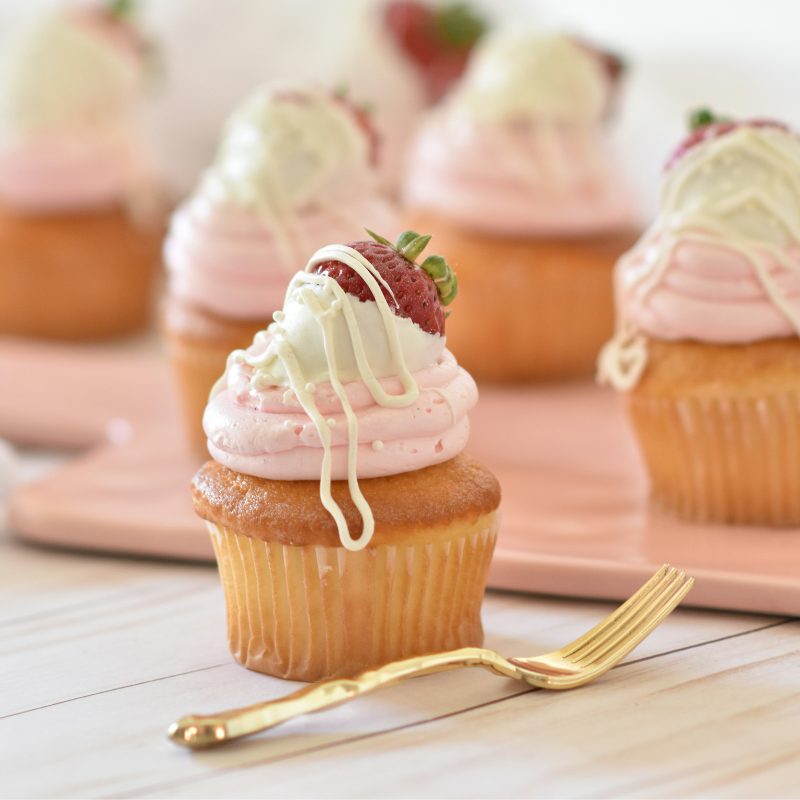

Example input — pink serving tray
[0,336,174,448]
[7,340,800,616]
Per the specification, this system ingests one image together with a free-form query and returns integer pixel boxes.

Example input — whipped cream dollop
[598,124,800,390]
[403,32,634,236]
[205,244,477,550]
[165,84,398,319]
[0,9,156,214]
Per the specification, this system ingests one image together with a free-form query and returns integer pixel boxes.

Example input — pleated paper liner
[628,391,800,526]
[209,514,500,682]
[162,332,233,455]
[161,297,270,455]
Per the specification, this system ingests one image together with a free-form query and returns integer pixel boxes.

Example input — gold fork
[169,564,693,749]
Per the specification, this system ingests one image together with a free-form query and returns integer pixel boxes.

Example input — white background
[0,0,798,221]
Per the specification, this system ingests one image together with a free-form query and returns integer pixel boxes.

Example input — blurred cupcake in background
[162,83,398,454]
[336,1,488,197]
[404,32,639,382]
[598,110,800,526]
[0,1,165,340]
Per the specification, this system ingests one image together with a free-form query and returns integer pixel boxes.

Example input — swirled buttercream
[598,123,800,390]
[0,10,156,213]
[164,84,398,318]
[165,194,397,320]
[205,244,476,550]
[403,33,634,236]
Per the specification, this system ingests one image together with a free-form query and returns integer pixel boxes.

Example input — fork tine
[570,567,683,664]
[560,565,673,659]
[581,574,694,671]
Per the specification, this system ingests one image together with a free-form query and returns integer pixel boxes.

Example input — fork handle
[168,647,517,748]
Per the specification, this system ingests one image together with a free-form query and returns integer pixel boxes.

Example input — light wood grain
[129,621,800,800]
[3,453,800,799]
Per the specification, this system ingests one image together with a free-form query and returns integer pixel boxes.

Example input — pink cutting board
[0,336,176,448]
[7,342,800,616]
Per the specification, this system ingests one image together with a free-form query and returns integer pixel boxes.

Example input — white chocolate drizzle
[225,244,421,551]
[599,125,800,390]
[430,387,457,424]
[453,33,608,127]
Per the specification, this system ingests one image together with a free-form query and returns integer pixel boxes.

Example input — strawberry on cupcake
[384,1,487,103]
[335,1,488,196]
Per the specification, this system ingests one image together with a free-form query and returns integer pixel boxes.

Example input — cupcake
[598,110,800,526]
[192,230,500,681]
[336,1,488,196]
[163,84,399,454]
[0,3,164,340]
[404,32,638,381]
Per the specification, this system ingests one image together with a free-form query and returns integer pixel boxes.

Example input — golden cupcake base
[405,209,639,382]
[628,337,800,526]
[0,203,163,340]
[162,295,271,455]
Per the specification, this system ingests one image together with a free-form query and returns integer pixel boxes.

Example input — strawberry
[571,37,626,85]
[69,1,158,81]
[311,230,458,336]
[332,88,381,166]
[384,1,487,103]
[569,37,626,120]
[665,108,789,171]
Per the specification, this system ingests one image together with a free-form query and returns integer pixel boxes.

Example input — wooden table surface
[3,451,800,799]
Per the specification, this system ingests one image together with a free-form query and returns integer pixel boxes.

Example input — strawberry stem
[399,234,432,262]
[435,2,486,48]
[395,230,421,251]
[688,107,720,131]
[420,255,457,305]
[364,228,393,248]
[365,229,459,306]
[106,0,136,19]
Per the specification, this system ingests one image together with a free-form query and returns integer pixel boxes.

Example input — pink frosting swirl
[164,195,399,319]
[0,8,154,214]
[617,234,800,343]
[403,113,635,236]
[0,130,145,212]
[204,343,477,480]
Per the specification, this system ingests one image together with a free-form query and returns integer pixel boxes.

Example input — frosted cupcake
[404,32,638,381]
[163,84,398,453]
[192,230,500,681]
[599,110,800,526]
[0,3,164,340]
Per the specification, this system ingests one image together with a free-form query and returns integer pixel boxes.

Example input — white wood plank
[0,528,213,625]
[0,583,785,798]
[1,555,779,718]
[124,620,800,800]
[0,572,229,716]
